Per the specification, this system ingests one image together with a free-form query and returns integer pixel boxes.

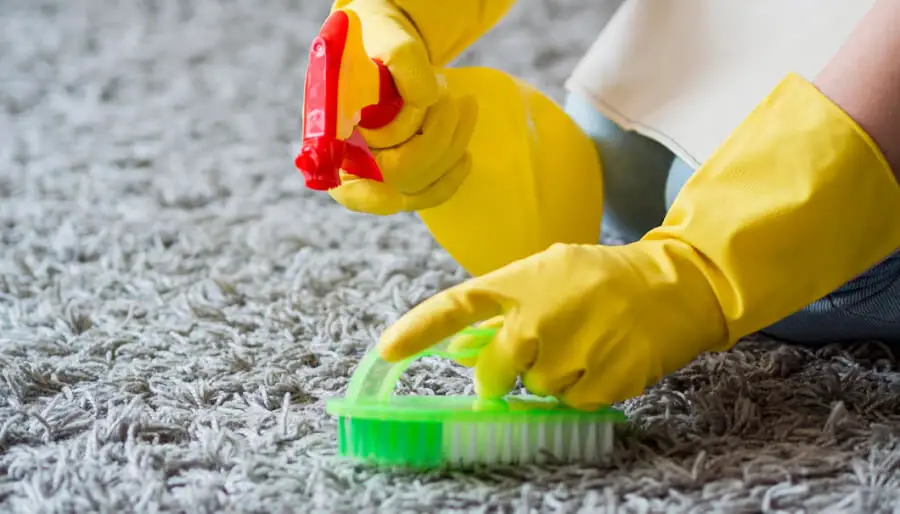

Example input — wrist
[625,239,731,354]
[334,0,428,50]
[392,0,517,67]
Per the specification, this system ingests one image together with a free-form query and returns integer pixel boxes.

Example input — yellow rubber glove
[326,0,516,215]
[377,73,900,410]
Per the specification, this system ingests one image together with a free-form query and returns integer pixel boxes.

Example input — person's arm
[331,0,517,67]
[814,0,900,179]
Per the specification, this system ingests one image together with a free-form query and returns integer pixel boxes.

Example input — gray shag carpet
[4,0,900,512]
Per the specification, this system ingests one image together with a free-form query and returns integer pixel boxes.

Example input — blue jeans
[564,91,900,344]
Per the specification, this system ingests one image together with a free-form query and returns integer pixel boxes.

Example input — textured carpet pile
[3,0,900,512]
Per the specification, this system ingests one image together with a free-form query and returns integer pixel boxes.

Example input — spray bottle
[296,10,604,277]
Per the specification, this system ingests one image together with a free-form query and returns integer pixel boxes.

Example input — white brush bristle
[441,418,615,465]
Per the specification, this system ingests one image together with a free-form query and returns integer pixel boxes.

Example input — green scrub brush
[326,327,627,468]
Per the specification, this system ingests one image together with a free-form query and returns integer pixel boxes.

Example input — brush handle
[344,327,498,402]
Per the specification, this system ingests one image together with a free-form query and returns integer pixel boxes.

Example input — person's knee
[665,158,696,209]
[563,92,675,243]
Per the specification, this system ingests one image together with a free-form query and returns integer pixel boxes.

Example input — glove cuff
[645,72,900,346]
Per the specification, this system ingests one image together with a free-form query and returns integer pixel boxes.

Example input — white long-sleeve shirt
[565,0,876,168]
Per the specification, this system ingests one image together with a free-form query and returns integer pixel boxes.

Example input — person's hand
[378,241,727,409]
[328,89,478,215]
[377,73,900,409]
[326,0,480,214]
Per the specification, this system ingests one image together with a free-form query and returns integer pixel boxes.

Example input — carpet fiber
[4,0,900,512]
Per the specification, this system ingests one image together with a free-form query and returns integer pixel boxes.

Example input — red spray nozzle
[296,10,404,191]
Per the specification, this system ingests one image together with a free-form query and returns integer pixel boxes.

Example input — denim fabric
[562,93,675,243]
[563,90,900,344]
